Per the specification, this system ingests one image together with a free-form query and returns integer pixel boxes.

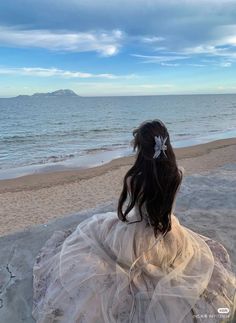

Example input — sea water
[0,94,236,179]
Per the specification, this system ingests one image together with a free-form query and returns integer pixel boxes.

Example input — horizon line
[1,92,236,99]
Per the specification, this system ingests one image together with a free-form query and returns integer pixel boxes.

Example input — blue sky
[0,0,236,97]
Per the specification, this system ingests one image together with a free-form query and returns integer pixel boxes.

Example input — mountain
[15,89,80,98]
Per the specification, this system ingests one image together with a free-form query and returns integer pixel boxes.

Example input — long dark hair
[117,119,183,238]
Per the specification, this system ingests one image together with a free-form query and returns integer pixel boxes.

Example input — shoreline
[1,128,236,181]
[0,137,236,236]
[0,137,236,194]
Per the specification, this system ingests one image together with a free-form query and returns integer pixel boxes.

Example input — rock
[0,201,116,323]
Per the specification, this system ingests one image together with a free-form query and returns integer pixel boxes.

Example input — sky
[0,0,236,97]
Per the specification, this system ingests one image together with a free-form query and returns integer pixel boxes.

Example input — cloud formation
[0,1,236,63]
[0,0,236,95]
[132,54,189,64]
[0,26,123,56]
[0,66,135,79]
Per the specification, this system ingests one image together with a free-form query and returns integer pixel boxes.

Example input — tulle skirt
[32,211,236,323]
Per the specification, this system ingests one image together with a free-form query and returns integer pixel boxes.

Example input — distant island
[15,89,80,98]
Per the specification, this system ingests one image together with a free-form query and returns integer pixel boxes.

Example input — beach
[0,137,236,323]
[0,137,236,237]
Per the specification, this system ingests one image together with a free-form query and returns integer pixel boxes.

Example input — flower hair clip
[153,135,168,159]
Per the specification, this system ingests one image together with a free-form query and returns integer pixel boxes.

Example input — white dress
[32,206,236,323]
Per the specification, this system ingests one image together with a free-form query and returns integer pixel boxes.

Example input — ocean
[0,94,236,179]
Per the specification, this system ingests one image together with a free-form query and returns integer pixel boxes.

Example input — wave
[34,154,76,165]
[0,131,81,144]
[81,127,125,134]
[41,154,75,164]
[84,143,128,155]
[0,127,125,144]
[84,147,111,154]
[176,133,192,137]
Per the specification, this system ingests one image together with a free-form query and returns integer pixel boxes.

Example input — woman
[32,120,235,322]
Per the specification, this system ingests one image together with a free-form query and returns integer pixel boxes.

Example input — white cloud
[141,36,165,43]
[160,62,180,67]
[187,63,206,67]
[218,62,232,67]
[0,66,136,79]
[174,25,236,61]
[0,26,123,56]
[132,54,189,63]
[181,45,236,58]
[133,32,236,66]
[132,24,236,66]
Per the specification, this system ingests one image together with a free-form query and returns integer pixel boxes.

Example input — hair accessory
[153,135,168,159]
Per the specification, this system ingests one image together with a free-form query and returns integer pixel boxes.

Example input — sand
[0,137,236,237]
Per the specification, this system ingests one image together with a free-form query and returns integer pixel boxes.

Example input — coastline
[0,137,236,236]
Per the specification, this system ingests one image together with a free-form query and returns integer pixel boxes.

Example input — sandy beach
[0,137,236,237]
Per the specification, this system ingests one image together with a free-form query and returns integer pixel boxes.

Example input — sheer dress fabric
[32,209,236,323]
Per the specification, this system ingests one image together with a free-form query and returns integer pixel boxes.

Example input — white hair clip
[153,135,168,159]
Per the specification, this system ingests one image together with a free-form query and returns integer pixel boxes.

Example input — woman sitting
[32,119,236,322]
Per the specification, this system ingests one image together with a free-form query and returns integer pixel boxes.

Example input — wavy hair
[117,119,183,238]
